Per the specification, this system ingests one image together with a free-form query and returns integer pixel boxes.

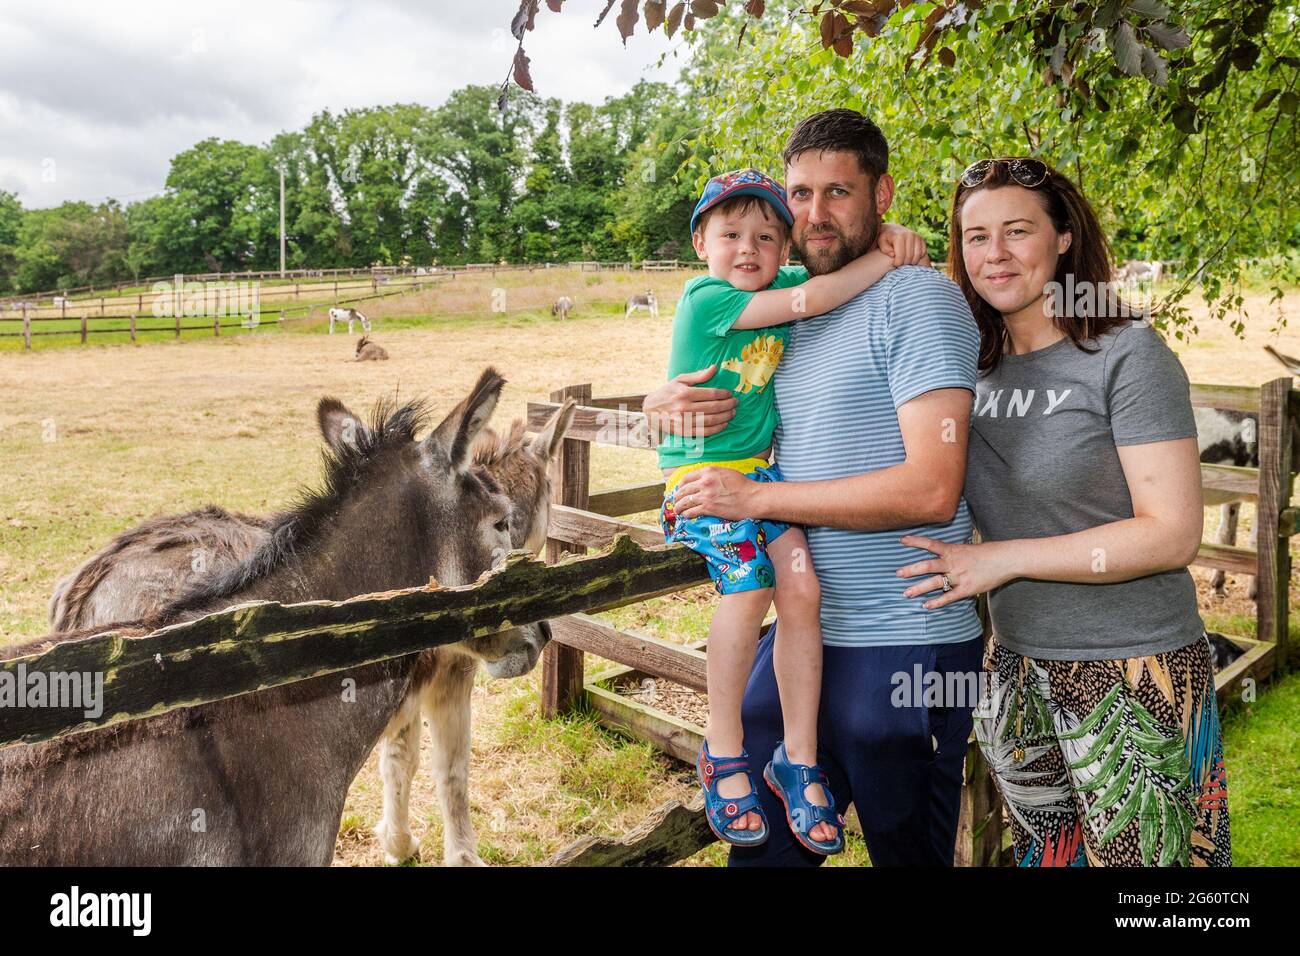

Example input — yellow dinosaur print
[721,334,784,393]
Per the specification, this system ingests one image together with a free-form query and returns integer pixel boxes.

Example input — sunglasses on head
[959,158,1050,189]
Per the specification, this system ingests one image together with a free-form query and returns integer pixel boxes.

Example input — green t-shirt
[657,265,808,470]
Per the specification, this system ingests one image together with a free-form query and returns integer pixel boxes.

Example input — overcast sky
[0,1,683,209]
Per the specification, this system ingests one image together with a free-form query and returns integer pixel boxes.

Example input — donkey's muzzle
[482,619,552,679]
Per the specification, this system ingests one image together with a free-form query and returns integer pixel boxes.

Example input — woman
[897,158,1230,866]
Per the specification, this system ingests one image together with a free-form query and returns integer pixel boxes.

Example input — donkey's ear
[425,367,506,470]
[529,398,576,462]
[317,397,370,455]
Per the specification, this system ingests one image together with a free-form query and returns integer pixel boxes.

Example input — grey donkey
[3,369,542,865]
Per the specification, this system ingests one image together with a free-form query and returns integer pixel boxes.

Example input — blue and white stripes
[773,265,984,647]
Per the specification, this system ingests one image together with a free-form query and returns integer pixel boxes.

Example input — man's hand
[643,366,737,441]
[673,466,759,521]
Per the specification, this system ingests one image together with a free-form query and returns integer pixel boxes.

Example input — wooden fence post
[542,383,592,718]
[80,312,87,345]
[954,736,1003,866]
[129,314,136,344]
[1257,377,1294,670]
[22,304,30,351]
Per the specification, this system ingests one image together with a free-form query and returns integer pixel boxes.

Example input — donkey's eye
[494,517,510,534]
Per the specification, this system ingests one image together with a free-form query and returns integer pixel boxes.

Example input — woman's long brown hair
[947,159,1131,374]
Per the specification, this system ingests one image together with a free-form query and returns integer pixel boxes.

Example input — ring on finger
[941,574,952,592]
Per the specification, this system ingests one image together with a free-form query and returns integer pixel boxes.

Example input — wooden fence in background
[0,260,706,312]
[527,377,1299,866]
[0,274,449,348]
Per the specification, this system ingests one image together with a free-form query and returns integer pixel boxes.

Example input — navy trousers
[729,625,983,867]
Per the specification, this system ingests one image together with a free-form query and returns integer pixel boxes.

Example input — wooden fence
[526,377,1299,866]
[0,535,701,750]
[0,260,704,312]
[0,274,449,348]
[2,377,1293,866]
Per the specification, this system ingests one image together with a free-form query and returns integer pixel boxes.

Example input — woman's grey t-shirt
[964,320,1205,660]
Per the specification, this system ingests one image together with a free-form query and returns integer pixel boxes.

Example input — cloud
[0,0,683,209]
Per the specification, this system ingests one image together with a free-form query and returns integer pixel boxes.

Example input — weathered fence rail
[0,536,703,750]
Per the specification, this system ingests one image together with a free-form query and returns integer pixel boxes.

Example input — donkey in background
[625,290,658,319]
[355,335,389,361]
[44,392,576,866]
[329,306,371,334]
[1194,344,1300,600]
[3,369,544,866]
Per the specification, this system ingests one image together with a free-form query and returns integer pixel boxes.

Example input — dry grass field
[1,269,1297,866]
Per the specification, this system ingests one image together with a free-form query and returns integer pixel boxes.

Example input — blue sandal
[697,740,769,847]
[763,741,845,855]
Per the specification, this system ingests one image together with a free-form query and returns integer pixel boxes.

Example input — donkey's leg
[426,660,485,867]
[374,693,423,864]
[1210,502,1238,596]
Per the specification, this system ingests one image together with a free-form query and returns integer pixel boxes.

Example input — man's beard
[795,207,878,276]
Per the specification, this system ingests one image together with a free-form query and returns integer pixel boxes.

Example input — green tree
[610,87,710,259]
[13,201,128,291]
[519,0,1300,327]
[0,191,23,293]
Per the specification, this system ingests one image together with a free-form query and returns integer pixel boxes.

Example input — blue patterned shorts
[660,462,790,595]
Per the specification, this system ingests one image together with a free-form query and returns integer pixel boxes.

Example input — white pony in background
[329,307,371,334]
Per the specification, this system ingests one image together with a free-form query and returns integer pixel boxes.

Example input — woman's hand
[896,535,1017,609]
[672,467,759,521]
[877,223,931,267]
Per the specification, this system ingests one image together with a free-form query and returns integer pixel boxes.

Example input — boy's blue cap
[690,168,794,234]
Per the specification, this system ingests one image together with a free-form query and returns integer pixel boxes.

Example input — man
[645,109,983,866]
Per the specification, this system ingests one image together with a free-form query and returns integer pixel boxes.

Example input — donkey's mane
[471,419,530,470]
[151,393,434,628]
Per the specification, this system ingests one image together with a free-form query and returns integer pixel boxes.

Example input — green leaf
[1280,91,1299,116]
[1138,780,1158,864]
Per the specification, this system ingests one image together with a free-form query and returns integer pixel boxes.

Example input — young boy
[657,168,927,853]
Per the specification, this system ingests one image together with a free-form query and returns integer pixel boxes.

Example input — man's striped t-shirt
[772,265,983,648]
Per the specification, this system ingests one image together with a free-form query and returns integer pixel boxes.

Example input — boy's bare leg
[767,528,836,844]
[704,587,774,832]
